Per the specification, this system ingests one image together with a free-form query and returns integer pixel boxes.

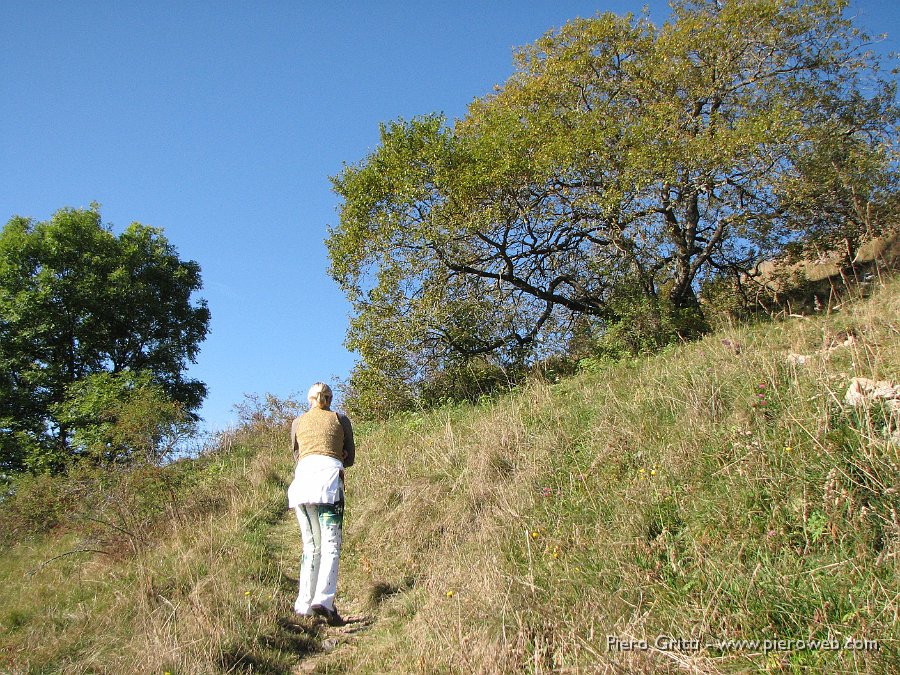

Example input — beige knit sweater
[291,407,355,467]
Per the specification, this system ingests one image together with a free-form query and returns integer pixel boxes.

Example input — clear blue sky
[2,1,897,432]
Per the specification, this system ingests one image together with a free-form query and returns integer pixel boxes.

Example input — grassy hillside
[2,278,898,673]
[0,422,310,673]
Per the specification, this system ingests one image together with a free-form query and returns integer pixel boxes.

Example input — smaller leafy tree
[52,371,194,466]
[0,205,209,472]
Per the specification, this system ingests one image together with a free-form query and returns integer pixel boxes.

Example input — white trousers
[294,501,343,613]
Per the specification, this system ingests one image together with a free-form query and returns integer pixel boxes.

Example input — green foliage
[418,356,517,409]
[699,272,755,327]
[592,291,710,359]
[338,362,417,421]
[0,471,75,539]
[778,85,900,266]
[52,371,195,465]
[0,206,209,473]
[328,0,898,419]
[0,455,195,547]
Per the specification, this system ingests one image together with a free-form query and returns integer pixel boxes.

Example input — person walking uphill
[287,382,355,626]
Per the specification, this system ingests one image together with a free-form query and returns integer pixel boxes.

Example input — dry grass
[1,279,898,673]
[325,276,900,674]
[0,420,320,674]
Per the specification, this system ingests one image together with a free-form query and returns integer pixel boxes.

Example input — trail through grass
[1,278,898,673]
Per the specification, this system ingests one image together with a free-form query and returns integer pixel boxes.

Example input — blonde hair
[307,382,333,410]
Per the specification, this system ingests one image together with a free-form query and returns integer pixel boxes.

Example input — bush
[592,295,708,359]
[418,357,519,409]
[0,472,76,542]
[53,371,195,466]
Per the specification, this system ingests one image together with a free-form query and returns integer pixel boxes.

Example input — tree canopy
[327,0,899,418]
[0,206,210,473]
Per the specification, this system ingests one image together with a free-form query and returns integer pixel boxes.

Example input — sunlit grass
[1,277,898,673]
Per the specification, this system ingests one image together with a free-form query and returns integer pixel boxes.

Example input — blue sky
[2,1,898,432]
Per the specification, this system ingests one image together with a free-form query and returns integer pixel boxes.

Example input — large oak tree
[329,0,898,417]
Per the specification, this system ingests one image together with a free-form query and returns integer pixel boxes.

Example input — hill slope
[329,277,899,674]
[2,279,898,674]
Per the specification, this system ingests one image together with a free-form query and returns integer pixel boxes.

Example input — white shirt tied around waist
[287,454,344,508]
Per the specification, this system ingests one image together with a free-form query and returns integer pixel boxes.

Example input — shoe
[310,603,345,626]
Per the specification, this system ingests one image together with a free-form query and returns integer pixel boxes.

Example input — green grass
[1,278,898,673]
[329,277,900,673]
